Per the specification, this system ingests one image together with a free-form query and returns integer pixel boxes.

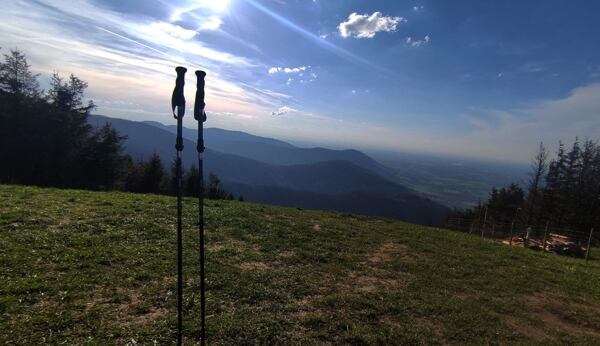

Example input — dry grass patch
[277,250,296,258]
[208,239,260,253]
[369,241,415,264]
[239,261,269,271]
[507,292,600,340]
[342,271,412,294]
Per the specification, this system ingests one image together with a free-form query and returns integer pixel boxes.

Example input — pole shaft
[176,149,183,345]
[172,66,187,345]
[194,70,207,346]
[198,131,206,346]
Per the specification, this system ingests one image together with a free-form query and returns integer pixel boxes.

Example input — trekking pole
[171,66,187,345]
[194,70,207,345]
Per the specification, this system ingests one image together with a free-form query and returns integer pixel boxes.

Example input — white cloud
[406,35,430,47]
[413,6,424,11]
[271,106,296,116]
[268,66,309,74]
[199,16,223,31]
[338,12,405,39]
[146,22,196,40]
[170,0,231,22]
[269,66,317,85]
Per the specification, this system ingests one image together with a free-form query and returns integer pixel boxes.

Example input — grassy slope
[1,185,599,345]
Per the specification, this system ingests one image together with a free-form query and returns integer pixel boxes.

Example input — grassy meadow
[1,185,599,344]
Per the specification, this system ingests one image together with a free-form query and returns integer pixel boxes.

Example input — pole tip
[196,70,207,78]
[175,66,187,74]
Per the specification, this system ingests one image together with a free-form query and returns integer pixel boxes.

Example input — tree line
[0,49,240,201]
[451,139,600,235]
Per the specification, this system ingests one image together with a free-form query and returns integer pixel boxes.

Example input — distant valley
[89,115,449,225]
[88,115,527,223]
[369,150,528,209]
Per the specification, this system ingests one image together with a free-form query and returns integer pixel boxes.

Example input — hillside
[1,185,599,344]
[89,115,449,225]
[143,120,396,180]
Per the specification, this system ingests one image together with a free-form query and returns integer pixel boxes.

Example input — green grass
[1,185,599,345]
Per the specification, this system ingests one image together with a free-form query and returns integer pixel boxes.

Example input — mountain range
[89,115,449,225]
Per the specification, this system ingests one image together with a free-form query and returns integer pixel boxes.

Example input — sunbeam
[242,0,396,77]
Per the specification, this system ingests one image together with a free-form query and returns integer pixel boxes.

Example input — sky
[1,0,600,163]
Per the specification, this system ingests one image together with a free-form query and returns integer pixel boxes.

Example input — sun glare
[170,0,231,22]
[204,0,230,13]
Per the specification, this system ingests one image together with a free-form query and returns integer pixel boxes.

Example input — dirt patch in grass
[369,241,414,264]
[290,304,324,320]
[287,296,326,324]
[312,224,321,231]
[278,250,296,258]
[451,290,470,300]
[81,287,168,328]
[47,215,73,232]
[209,239,260,253]
[508,292,600,340]
[380,316,447,343]
[124,307,168,327]
[505,316,549,340]
[342,271,412,293]
[208,243,226,252]
[239,261,269,271]
[334,241,415,295]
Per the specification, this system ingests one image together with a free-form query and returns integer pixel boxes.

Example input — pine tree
[0,49,40,97]
[206,173,230,200]
[487,183,524,223]
[525,142,547,225]
[168,159,179,196]
[0,49,42,182]
[139,153,165,194]
[563,139,583,227]
[77,123,127,190]
[543,141,568,226]
[184,165,200,197]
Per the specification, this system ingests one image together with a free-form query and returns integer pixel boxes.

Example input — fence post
[509,219,515,246]
[586,228,595,263]
[542,222,549,252]
[481,206,488,238]
[524,226,531,248]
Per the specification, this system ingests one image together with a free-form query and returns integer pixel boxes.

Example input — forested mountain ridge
[143,120,396,180]
[89,115,449,225]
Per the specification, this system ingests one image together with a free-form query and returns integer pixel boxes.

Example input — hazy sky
[1,0,599,162]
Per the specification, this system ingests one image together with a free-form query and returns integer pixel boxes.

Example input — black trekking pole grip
[194,70,207,153]
[172,66,187,151]
[194,70,206,116]
[172,67,187,118]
